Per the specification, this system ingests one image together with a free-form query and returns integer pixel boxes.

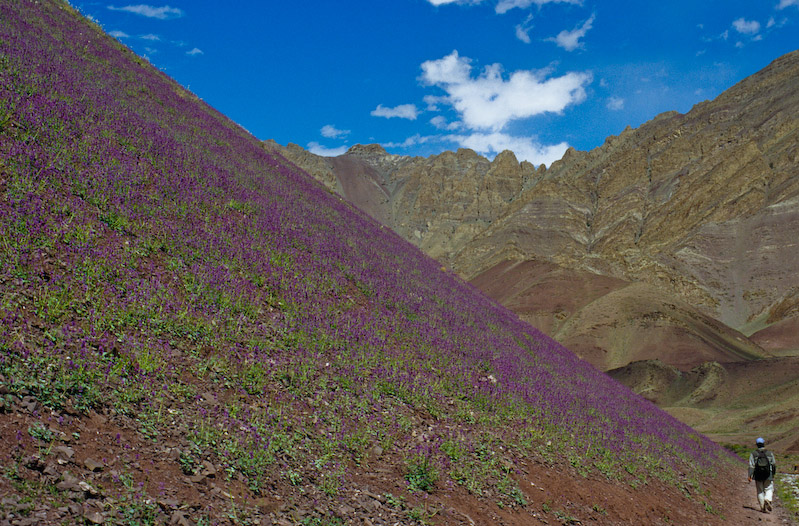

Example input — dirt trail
[732,477,793,525]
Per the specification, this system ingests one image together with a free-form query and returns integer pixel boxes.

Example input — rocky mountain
[266,50,799,450]
[266,50,799,359]
[461,50,799,337]
[263,141,542,264]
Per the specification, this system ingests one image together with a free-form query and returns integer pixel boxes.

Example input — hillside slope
[608,357,799,455]
[470,260,767,371]
[0,1,755,524]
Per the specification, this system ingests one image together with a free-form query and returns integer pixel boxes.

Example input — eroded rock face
[265,50,799,365]
[266,142,537,263]
[462,51,799,332]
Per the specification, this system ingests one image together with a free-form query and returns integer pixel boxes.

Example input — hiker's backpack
[753,450,772,481]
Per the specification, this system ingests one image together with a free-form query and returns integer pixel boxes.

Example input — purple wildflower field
[0,1,740,523]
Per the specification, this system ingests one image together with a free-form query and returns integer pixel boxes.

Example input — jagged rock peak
[491,149,520,166]
[455,148,480,158]
[346,143,388,157]
[263,140,308,155]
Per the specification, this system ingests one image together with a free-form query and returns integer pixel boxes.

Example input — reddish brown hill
[469,259,627,335]
[609,356,799,456]
[470,261,767,371]
[751,315,799,355]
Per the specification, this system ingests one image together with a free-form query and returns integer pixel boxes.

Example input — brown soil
[750,316,799,356]
[471,261,767,372]
[469,259,628,337]
[1,396,793,526]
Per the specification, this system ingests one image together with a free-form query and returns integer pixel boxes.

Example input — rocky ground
[1,381,796,526]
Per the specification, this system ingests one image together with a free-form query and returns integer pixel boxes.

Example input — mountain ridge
[267,49,799,354]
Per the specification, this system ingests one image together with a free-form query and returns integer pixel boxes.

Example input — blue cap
[756,437,765,445]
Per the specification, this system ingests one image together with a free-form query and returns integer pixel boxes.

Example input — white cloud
[515,24,531,43]
[140,33,161,41]
[107,4,184,19]
[547,14,595,51]
[426,0,581,13]
[777,0,799,8]
[430,116,447,129]
[606,96,624,111]
[430,116,461,130]
[186,47,203,56]
[445,132,568,166]
[108,30,129,38]
[426,0,489,6]
[420,51,472,85]
[424,95,448,112]
[515,14,534,43]
[496,0,581,14]
[307,142,348,157]
[427,0,580,16]
[371,103,420,120]
[321,125,350,139]
[732,17,760,35]
[383,134,437,149]
[420,50,591,131]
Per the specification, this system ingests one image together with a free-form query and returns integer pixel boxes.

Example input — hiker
[748,437,777,513]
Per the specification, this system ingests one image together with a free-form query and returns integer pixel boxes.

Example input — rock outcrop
[265,142,539,263]
[462,50,799,335]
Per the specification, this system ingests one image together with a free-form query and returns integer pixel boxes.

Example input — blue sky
[74,1,798,166]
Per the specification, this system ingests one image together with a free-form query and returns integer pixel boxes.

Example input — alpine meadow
[0,2,766,525]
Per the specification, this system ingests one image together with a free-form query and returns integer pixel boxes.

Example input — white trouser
[756,479,774,509]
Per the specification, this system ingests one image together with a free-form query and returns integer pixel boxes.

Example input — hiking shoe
[766,501,772,512]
